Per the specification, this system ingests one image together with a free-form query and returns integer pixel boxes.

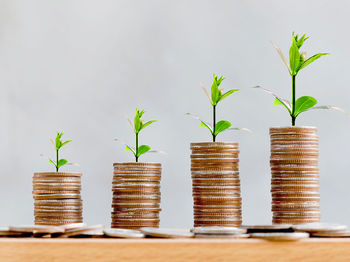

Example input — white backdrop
[0,0,349,227]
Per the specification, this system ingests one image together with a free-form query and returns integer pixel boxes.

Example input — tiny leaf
[293,96,318,117]
[125,145,136,155]
[200,82,212,104]
[214,120,232,136]
[306,105,347,114]
[57,159,68,168]
[49,159,57,168]
[200,121,213,133]
[61,140,72,148]
[299,53,330,71]
[227,127,253,133]
[252,86,292,114]
[218,89,240,103]
[289,37,301,75]
[137,145,151,157]
[141,120,157,131]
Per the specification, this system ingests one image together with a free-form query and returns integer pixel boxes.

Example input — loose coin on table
[104,228,145,238]
[241,224,293,233]
[311,231,350,238]
[141,228,194,238]
[195,234,250,239]
[250,232,309,241]
[57,224,104,237]
[9,225,64,234]
[192,226,246,235]
[292,223,347,233]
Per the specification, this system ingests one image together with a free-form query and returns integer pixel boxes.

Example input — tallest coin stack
[270,127,320,224]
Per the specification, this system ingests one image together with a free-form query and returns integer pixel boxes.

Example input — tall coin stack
[270,127,320,224]
[191,142,242,227]
[111,163,161,229]
[33,172,83,225]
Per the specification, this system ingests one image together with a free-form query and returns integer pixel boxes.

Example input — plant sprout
[49,132,72,172]
[254,32,344,126]
[116,109,157,162]
[187,74,251,142]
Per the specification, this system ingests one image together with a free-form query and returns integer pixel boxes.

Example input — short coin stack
[33,172,83,225]
[270,127,320,224]
[112,163,161,229]
[191,142,242,227]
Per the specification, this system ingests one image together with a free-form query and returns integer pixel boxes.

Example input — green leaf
[61,140,72,148]
[218,89,239,103]
[289,37,301,75]
[57,159,68,169]
[186,113,213,133]
[136,145,151,157]
[55,132,62,150]
[200,121,213,133]
[214,120,232,136]
[125,145,136,155]
[252,86,292,114]
[298,53,330,71]
[141,120,157,131]
[210,79,220,105]
[49,159,57,168]
[293,96,318,117]
[134,109,144,133]
[273,98,292,115]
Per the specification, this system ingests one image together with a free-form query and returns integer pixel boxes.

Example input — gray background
[0,0,348,228]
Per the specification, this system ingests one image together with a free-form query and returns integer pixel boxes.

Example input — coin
[250,232,309,241]
[192,226,246,235]
[311,231,350,237]
[104,228,145,238]
[141,228,193,238]
[292,223,347,233]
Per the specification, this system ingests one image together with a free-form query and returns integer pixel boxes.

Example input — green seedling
[254,32,344,125]
[49,131,72,172]
[116,109,157,162]
[187,74,251,142]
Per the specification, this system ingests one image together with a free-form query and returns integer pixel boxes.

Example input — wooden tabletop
[0,238,349,261]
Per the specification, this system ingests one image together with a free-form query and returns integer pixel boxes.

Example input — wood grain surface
[0,238,349,262]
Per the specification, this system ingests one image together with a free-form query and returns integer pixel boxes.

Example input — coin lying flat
[57,224,104,237]
[241,224,293,233]
[195,234,250,239]
[104,228,145,238]
[250,232,309,241]
[9,225,65,233]
[141,228,194,238]
[192,226,246,235]
[292,223,348,233]
[311,231,350,237]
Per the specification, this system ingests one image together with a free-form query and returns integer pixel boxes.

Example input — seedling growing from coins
[48,132,72,172]
[115,109,160,162]
[254,32,344,126]
[187,74,251,142]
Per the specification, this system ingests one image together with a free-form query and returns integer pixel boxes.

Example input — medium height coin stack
[191,142,242,227]
[33,172,83,225]
[111,163,161,229]
[270,127,320,224]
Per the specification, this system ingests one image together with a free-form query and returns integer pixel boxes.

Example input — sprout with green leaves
[49,132,72,172]
[254,32,344,126]
[187,74,251,142]
[116,109,157,162]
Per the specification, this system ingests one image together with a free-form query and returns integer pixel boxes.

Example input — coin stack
[111,163,161,229]
[191,142,242,227]
[33,172,83,225]
[270,127,320,224]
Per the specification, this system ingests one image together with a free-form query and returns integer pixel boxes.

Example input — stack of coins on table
[191,142,242,227]
[111,163,161,229]
[33,172,83,225]
[270,127,320,224]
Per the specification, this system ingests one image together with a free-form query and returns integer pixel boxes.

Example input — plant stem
[56,149,59,172]
[135,132,139,162]
[291,74,296,126]
[212,105,216,142]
